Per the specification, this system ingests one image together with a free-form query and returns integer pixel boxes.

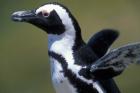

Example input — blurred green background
[1,0,140,93]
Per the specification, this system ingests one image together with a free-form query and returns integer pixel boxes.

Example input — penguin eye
[38,12,49,17]
[43,12,49,17]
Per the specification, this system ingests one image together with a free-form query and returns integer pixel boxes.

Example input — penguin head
[12,3,81,35]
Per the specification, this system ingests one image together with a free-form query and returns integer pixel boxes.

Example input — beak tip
[11,10,36,22]
[11,11,24,22]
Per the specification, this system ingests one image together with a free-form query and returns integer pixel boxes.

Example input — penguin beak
[11,10,51,33]
[11,9,65,34]
[11,10,36,22]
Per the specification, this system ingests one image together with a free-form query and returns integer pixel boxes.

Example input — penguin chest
[50,58,77,93]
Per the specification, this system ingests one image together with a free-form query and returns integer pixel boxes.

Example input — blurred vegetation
[1,0,140,93]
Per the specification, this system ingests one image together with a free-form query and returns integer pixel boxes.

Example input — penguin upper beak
[11,9,65,34]
[11,10,36,22]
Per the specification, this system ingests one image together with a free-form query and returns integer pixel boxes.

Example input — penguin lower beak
[11,9,65,34]
[11,10,36,22]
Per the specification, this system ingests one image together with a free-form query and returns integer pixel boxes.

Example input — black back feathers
[87,29,119,58]
[87,29,121,93]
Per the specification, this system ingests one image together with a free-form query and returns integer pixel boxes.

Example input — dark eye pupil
[43,13,49,17]
[38,12,49,17]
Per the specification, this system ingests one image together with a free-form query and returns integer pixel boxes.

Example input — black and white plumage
[90,42,140,80]
[11,2,140,93]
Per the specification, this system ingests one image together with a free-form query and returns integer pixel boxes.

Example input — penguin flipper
[87,29,119,58]
[90,42,140,79]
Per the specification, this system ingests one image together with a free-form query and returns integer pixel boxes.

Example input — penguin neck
[48,33,74,55]
[48,29,84,55]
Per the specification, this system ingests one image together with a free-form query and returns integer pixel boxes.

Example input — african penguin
[12,2,140,93]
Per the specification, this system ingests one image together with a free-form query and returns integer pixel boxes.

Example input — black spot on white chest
[50,58,65,83]
[50,58,78,93]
